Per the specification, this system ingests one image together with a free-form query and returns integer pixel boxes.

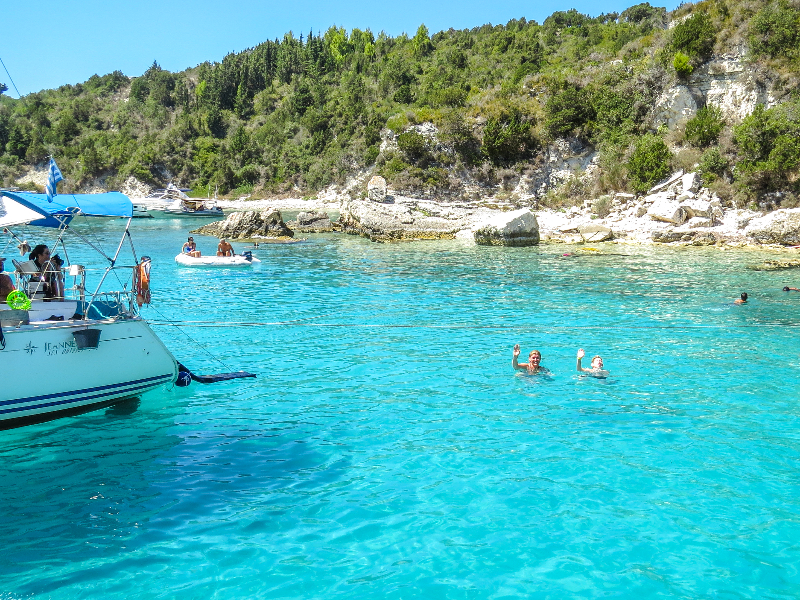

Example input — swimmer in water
[734,292,748,304]
[512,344,551,375]
[784,286,799,291]
[576,348,609,377]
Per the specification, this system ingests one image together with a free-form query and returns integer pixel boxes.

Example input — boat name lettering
[45,341,79,356]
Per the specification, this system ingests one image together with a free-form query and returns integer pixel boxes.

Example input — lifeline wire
[0,56,21,97]
[146,303,236,372]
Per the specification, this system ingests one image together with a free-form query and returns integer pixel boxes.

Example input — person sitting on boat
[0,257,16,302]
[48,254,66,300]
[29,244,55,298]
[217,239,234,257]
[182,236,201,258]
[512,344,550,374]
[577,348,609,377]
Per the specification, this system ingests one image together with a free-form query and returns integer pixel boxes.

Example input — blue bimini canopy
[0,191,133,228]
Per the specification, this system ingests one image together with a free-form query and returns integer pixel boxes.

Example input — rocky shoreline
[204,171,800,252]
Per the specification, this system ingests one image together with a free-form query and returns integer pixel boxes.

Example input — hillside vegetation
[1,0,800,206]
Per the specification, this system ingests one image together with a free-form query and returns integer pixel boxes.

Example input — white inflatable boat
[175,253,261,267]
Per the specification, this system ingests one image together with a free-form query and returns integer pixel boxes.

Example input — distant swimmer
[576,348,609,378]
[784,286,800,291]
[512,344,551,375]
[734,292,748,304]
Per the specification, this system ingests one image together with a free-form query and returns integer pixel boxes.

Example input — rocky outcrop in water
[192,209,294,240]
[286,211,334,232]
[338,197,480,241]
[744,209,800,245]
[473,209,540,246]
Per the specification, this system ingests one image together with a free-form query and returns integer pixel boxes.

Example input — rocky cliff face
[652,53,778,129]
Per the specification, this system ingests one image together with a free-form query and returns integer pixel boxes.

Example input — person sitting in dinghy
[217,239,234,257]
[182,237,201,258]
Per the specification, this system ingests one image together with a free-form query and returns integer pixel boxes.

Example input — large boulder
[578,223,613,242]
[338,198,473,241]
[648,198,690,225]
[473,209,540,247]
[745,209,800,245]
[287,211,333,232]
[192,209,293,239]
[367,176,388,203]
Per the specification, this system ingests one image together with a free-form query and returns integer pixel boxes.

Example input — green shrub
[673,52,693,77]
[671,12,715,60]
[685,106,725,147]
[627,133,672,192]
[397,130,430,163]
[545,83,593,139]
[698,147,727,183]
[482,115,534,165]
[733,102,800,194]
[363,145,380,165]
[749,1,800,59]
[592,195,612,217]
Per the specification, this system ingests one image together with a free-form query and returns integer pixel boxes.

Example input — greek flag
[46,158,63,202]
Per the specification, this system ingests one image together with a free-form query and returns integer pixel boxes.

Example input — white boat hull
[0,318,177,429]
[175,254,261,267]
[163,208,224,217]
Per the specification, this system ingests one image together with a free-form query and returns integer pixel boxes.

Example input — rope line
[147,320,800,329]
[146,305,235,372]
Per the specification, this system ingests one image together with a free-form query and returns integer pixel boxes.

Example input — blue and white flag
[46,158,64,203]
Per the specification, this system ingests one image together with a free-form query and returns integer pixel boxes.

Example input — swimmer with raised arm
[512,344,551,375]
[576,348,609,378]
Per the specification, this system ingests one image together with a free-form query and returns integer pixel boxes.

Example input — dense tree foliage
[0,0,796,204]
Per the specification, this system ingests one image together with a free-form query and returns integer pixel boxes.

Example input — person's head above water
[528,350,541,363]
[591,355,603,369]
[741,292,748,301]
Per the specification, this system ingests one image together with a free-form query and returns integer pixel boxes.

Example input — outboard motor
[242,250,253,262]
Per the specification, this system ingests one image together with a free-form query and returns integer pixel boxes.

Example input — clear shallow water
[2,216,800,598]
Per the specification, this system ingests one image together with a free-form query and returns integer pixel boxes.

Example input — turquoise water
[2,216,800,598]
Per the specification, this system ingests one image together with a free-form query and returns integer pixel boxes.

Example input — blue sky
[2,0,681,97]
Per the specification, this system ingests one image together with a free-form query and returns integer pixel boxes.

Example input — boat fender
[176,363,192,387]
[6,290,31,310]
[134,256,152,307]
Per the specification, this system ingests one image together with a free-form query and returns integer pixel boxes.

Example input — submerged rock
[192,209,294,240]
[473,209,540,247]
[748,259,800,271]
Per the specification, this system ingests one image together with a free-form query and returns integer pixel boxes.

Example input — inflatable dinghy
[175,252,261,267]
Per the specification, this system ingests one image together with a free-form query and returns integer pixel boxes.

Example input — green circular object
[6,290,31,310]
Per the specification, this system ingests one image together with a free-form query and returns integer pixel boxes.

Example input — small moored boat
[175,252,261,267]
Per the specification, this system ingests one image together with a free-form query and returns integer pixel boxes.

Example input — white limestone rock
[648,197,690,225]
[683,199,712,219]
[745,209,800,245]
[578,224,613,242]
[648,171,685,195]
[367,176,388,203]
[681,172,701,194]
[652,86,697,130]
[473,209,540,247]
